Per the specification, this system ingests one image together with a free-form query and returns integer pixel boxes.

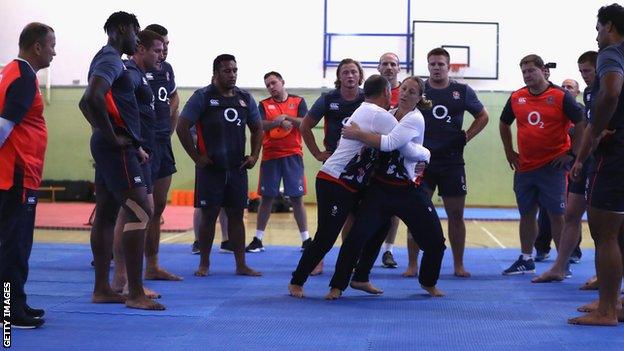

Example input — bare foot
[145,267,183,281]
[236,266,262,276]
[575,298,622,313]
[421,285,445,297]
[402,265,418,278]
[111,275,127,293]
[194,266,209,277]
[311,261,323,276]
[126,295,166,311]
[580,276,599,290]
[143,286,161,299]
[568,310,618,326]
[349,281,383,295]
[121,284,161,299]
[288,284,304,298]
[532,270,565,283]
[325,288,342,300]
[92,289,126,304]
[578,299,599,313]
[454,266,471,278]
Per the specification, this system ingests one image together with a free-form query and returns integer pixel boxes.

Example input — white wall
[0,0,608,90]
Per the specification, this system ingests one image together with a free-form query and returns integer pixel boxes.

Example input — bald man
[376,52,401,268]
[378,52,401,108]
[562,79,581,97]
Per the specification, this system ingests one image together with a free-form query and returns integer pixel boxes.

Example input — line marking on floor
[473,220,506,249]
[160,233,187,243]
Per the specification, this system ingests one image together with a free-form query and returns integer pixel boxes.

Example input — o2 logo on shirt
[527,111,544,128]
[158,87,169,103]
[342,116,351,126]
[432,105,451,123]
[224,108,242,126]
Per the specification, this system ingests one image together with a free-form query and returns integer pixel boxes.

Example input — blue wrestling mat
[439,207,587,221]
[10,243,621,350]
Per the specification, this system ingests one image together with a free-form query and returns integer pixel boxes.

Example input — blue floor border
[438,207,587,221]
[9,243,621,351]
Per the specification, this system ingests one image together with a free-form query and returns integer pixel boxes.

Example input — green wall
[43,87,516,206]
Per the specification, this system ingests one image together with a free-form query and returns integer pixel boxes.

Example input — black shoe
[534,251,550,262]
[245,237,265,253]
[7,314,45,329]
[24,304,45,319]
[219,240,234,253]
[565,263,573,279]
[301,238,311,252]
[91,253,114,267]
[381,251,398,268]
[569,247,582,264]
[191,241,200,255]
[502,255,536,275]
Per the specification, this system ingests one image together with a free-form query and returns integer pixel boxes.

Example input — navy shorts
[514,164,566,216]
[91,132,146,193]
[587,143,624,212]
[422,163,467,197]
[258,155,306,197]
[568,158,591,195]
[142,161,153,195]
[194,167,248,209]
[150,138,177,181]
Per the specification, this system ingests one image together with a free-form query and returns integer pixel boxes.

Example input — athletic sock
[522,253,533,261]
[383,243,394,253]
[255,230,265,240]
[300,231,309,241]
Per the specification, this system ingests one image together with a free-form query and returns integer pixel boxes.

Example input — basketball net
[449,63,468,81]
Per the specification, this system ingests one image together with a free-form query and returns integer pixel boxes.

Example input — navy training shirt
[87,45,141,144]
[422,80,484,166]
[146,61,176,139]
[595,44,624,130]
[307,88,364,152]
[180,84,260,170]
[125,59,156,153]
[583,85,594,121]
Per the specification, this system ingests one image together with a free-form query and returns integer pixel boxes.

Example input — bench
[38,186,66,202]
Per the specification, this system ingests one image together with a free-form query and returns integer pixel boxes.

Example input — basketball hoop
[449,63,468,80]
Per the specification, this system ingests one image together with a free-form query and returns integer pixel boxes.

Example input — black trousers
[290,178,387,286]
[534,206,582,258]
[0,183,37,315]
[330,180,446,290]
[534,206,552,252]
